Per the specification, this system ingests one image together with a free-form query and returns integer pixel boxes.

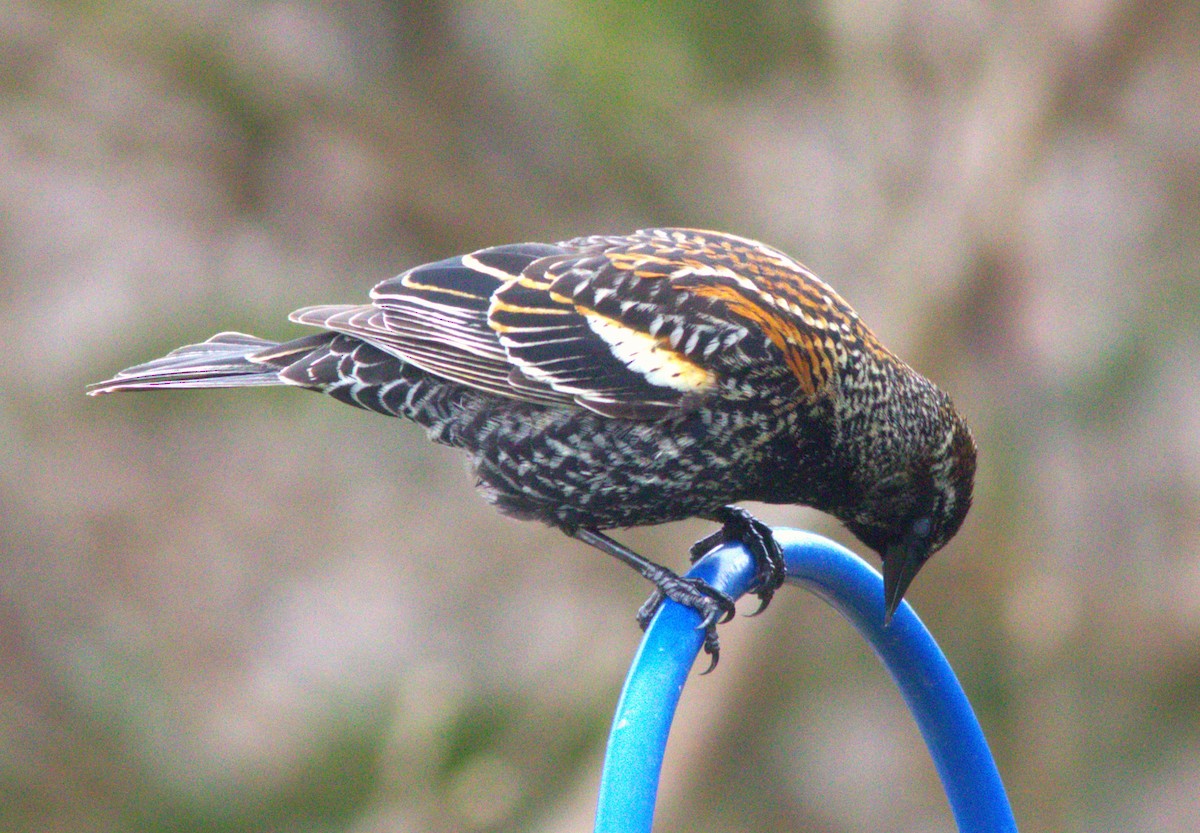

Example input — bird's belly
[465,405,785,530]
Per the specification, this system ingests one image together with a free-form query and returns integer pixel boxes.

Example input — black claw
[694,506,787,617]
[635,589,664,630]
[694,596,732,631]
[698,631,721,674]
[636,575,734,672]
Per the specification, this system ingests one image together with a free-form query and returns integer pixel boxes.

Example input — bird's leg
[571,527,734,672]
[690,506,786,617]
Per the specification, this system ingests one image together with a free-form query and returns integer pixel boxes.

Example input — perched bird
[90,228,976,669]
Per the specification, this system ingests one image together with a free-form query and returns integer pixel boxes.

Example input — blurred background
[2,1,1198,831]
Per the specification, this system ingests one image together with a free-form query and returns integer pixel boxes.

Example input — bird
[90,228,976,669]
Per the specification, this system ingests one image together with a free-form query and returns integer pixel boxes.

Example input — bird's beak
[882,538,930,624]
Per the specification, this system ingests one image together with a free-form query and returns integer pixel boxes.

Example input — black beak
[882,538,930,624]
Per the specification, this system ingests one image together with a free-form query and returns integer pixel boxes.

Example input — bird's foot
[690,506,786,617]
[636,576,735,673]
[569,526,735,672]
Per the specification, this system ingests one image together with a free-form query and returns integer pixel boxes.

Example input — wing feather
[291,244,572,406]
[554,228,852,399]
[488,239,731,415]
[286,229,847,420]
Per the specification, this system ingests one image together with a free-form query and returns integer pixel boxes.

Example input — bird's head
[842,404,976,622]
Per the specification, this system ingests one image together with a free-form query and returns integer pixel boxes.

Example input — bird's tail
[88,331,300,395]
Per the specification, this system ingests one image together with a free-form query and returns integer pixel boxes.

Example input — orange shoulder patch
[685,283,834,397]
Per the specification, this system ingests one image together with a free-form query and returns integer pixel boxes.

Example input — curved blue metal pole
[594,528,1017,833]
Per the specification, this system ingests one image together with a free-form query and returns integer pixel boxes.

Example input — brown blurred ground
[2,1,1199,831]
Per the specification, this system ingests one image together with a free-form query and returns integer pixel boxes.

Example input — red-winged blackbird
[91,228,976,668]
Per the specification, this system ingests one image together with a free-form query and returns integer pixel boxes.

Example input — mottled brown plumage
[90,228,976,668]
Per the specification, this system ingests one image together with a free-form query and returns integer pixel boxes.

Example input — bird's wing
[292,229,855,419]
[488,243,718,418]
[490,228,852,417]
[292,244,571,406]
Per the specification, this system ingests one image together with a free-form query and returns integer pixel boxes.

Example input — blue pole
[594,528,1017,833]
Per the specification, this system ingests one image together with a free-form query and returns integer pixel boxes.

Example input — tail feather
[88,332,286,395]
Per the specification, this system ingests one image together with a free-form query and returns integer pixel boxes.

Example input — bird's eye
[911,516,933,539]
